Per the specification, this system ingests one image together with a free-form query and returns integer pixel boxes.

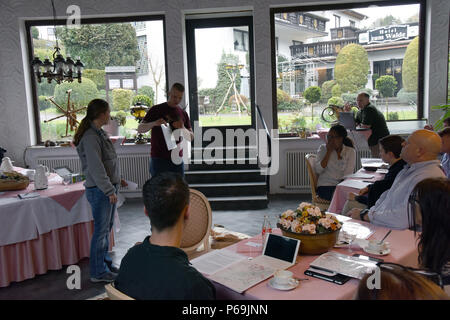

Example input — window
[233,29,249,51]
[334,15,341,28]
[272,2,424,135]
[27,16,166,144]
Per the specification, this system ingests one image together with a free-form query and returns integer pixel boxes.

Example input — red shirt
[142,102,191,160]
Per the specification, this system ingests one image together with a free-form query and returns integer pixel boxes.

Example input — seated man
[349,130,446,230]
[114,172,216,300]
[438,127,450,178]
[341,135,406,215]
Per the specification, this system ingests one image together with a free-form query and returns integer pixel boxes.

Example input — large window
[272,1,424,135]
[27,16,167,144]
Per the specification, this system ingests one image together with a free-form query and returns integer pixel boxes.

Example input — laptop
[338,112,356,130]
[208,234,301,293]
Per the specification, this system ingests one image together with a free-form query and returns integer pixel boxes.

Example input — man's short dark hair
[379,134,405,158]
[171,83,185,93]
[142,172,189,231]
[438,127,450,138]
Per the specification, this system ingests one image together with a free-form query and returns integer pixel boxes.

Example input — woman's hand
[120,179,128,187]
[109,194,117,204]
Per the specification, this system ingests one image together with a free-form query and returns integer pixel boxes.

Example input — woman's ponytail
[73,99,109,146]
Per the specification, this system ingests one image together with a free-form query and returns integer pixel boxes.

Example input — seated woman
[355,263,449,300]
[408,177,450,295]
[341,135,407,215]
[314,124,356,201]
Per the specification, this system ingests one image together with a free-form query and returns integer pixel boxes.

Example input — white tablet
[262,233,300,265]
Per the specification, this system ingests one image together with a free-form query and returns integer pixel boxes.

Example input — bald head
[400,130,442,164]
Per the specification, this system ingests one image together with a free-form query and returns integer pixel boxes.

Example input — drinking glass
[347,231,357,253]
[261,215,272,246]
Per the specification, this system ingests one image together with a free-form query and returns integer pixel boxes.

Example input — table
[0,168,116,287]
[210,220,419,300]
[327,168,385,214]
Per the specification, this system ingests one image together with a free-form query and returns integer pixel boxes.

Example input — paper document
[160,124,177,150]
[344,172,375,179]
[18,192,40,199]
[190,249,247,275]
[121,180,138,191]
[338,179,371,189]
[340,221,375,240]
[310,251,377,279]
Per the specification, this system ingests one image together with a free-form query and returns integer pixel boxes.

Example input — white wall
[0,0,448,182]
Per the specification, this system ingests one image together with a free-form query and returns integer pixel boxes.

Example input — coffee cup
[273,270,296,286]
[367,240,388,252]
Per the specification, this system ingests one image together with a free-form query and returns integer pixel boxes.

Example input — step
[189,182,267,197]
[185,169,266,183]
[208,195,269,210]
[187,161,259,171]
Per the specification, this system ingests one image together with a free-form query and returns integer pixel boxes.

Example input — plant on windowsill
[431,104,450,131]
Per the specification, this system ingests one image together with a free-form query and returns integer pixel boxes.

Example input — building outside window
[234,29,249,51]
[28,17,166,144]
[273,2,422,135]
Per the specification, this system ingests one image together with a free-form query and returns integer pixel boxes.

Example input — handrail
[255,104,272,163]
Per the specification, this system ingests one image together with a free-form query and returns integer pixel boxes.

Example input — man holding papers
[349,130,445,229]
[137,83,194,177]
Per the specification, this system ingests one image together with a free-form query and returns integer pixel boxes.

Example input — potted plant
[104,110,127,136]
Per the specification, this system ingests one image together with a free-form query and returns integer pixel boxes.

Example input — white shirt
[314,144,356,187]
[368,160,446,230]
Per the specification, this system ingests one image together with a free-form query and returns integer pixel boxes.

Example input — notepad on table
[344,172,375,179]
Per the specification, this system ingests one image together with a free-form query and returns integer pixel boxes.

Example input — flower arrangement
[279,202,342,235]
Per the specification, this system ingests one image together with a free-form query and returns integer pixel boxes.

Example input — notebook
[339,112,356,130]
[207,234,301,293]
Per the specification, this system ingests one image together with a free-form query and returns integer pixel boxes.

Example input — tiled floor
[0,194,310,300]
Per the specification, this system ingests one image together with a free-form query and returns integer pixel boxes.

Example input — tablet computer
[262,233,300,265]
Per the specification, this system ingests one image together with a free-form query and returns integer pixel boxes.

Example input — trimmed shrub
[331,84,342,97]
[334,43,370,93]
[38,95,52,111]
[321,80,337,102]
[54,78,98,112]
[402,36,419,92]
[137,86,155,104]
[328,97,344,107]
[132,94,153,107]
[112,88,134,111]
[277,88,291,103]
[304,86,321,104]
[387,112,399,120]
[341,93,358,104]
[376,75,398,98]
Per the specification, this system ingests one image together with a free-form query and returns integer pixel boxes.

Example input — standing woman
[314,124,356,201]
[73,99,121,283]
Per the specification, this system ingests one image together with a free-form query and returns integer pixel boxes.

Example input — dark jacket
[356,159,407,208]
[115,236,216,300]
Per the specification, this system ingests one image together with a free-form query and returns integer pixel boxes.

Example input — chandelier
[31,0,84,84]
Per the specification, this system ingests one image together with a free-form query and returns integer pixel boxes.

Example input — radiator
[284,148,372,189]
[36,154,151,191]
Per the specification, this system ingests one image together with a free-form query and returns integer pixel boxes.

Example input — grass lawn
[199,114,251,127]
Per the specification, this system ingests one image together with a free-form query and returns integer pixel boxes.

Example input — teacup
[24,169,36,181]
[273,270,296,286]
[367,240,389,252]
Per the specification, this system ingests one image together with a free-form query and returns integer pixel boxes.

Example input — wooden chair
[104,283,134,300]
[305,154,331,211]
[180,189,212,259]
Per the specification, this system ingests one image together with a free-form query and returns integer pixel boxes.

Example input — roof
[339,9,367,21]
[105,66,136,73]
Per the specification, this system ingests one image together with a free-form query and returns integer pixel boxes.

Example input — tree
[304,86,321,122]
[138,86,155,105]
[370,15,402,28]
[321,80,336,102]
[59,23,140,70]
[31,26,39,39]
[147,53,164,104]
[376,75,398,117]
[214,52,242,111]
[402,36,419,92]
[82,69,106,90]
[54,78,98,111]
[334,44,369,93]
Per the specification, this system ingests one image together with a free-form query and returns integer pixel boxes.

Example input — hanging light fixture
[31,0,84,84]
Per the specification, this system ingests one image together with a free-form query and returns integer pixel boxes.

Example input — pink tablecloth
[211,225,418,300]
[0,221,114,288]
[327,169,385,214]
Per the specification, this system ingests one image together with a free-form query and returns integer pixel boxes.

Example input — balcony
[290,38,358,58]
[330,26,359,40]
[275,12,328,35]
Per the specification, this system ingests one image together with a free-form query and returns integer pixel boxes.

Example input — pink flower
[280,218,292,229]
[319,218,332,229]
[302,224,316,234]
[290,219,301,233]
[282,209,296,218]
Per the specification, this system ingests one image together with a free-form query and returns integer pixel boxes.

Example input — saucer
[363,246,391,256]
[268,278,299,291]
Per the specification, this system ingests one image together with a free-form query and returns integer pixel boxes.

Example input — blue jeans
[85,185,117,278]
[149,157,184,177]
[317,186,336,201]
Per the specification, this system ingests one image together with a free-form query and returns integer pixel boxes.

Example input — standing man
[137,83,194,177]
[345,92,390,158]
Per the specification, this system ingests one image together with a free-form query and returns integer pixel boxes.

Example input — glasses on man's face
[376,262,444,289]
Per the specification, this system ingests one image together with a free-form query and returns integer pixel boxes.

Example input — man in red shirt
[137,83,193,177]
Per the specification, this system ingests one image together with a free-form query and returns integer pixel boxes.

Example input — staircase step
[208,195,269,210]
[188,162,259,171]
[185,169,266,183]
[189,182,267,197]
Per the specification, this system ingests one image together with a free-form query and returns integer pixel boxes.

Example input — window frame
[270,0,426,136]
[233,28,249,51]
[25,15,168,145]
